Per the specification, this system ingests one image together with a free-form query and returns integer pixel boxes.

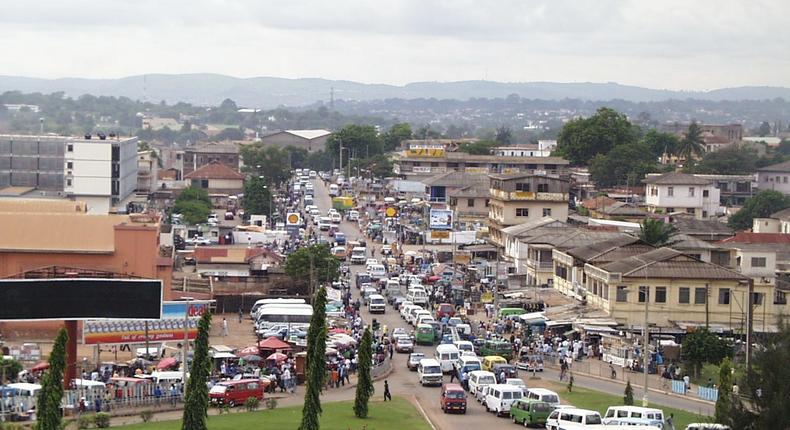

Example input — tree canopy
[641,129,679,159]
[676,121,705,162]
[728,190,790,230]
[174,187,212,225]
[242,176,273,219]
[353,328,374,418]
[555,107,638,165]
[240,144,291,185]
[284,244,340,285]
[685,145,758,175]
[589,141,658,187]
[182,311,212,430]
[638,218,678,247]
[300,287,328,430]
[326,124,382,167]
[457,139,497,155]
[681,328,732,378]
[35,329,67,430]
[381,122,412,152]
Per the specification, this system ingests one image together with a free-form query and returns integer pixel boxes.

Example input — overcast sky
[1,0,788,90]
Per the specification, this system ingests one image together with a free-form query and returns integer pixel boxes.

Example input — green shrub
[140,410,154,423]
[244,396,260,412]
[94,412,111,428]
[77,415,94,429]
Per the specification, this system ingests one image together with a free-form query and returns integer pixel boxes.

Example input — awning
[545,320,573,328]
[581,325,617,333]
[211,352,236,359]
[210,345,235,353]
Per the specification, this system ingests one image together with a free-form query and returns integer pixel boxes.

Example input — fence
[671,380,687,395]
[697,386,719,402]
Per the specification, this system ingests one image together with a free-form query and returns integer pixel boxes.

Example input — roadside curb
[409,394,438,430]
[545,363,715,407]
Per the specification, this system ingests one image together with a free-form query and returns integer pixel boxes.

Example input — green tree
[555,107,637,165]
[715,357,734,426]
[730,319,790,429]
[326,125,382,167]
[623,380,634,405]
[300,287,328,430]
[685,145,758,175]
[181,311,212,430]
[638,218,678,247]
[677,121,705,162]
[354,328,374,418]
[306,150,333,172]
[240,144,291,185]
[242,176,273,218]
[357,154,394,178]
[0,357,23,383]
[681,328,732,379]
[728,190,790,230]
[757,121,772,137]
[382,123,412,152]
[173,200,211,226]
[35,328,67,430]
[640,129,679,159]
[495,125,513,145]
[457,139,497,155]
[211,127,244,141]
[176,186,211,207]
[284,244,340,285]
[589,142,658,187]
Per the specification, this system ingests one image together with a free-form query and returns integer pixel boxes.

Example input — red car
[440,383,467,414]
[209,379,266,407]
[435,303,456,319]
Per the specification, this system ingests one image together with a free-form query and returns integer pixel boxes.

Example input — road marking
[411,394,438,430]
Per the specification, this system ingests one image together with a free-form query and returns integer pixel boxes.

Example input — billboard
[429,209,454,230]
[83,301,211,345]
[0,279,162,321]
[407,145,445,158]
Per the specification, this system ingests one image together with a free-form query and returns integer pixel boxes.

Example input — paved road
[310,179,713,428]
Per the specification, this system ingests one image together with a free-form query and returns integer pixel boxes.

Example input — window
[753,292,764,306]
[638,286,649,303]
[667,187,674,197]
[688,187,695,197]
[785,177,788,183]
[702,211,708,218]
[650,187,658,196]
[516,208,529,217]
[542,208,552,217]
[655,287,667,303]
[666,207,675,213]
[485,199,490,207]
[686,208,695,214]
[774,290,787,305]
[515,183,530,192]
[66,178,72,187]
[616,286,628,302]
[679,287,690,304]
[537,183,549,192]
[67,144,73,152]
[66,161,73,169]
[718,288,731,305]
[703,189,709,197]
[751,257,767,267]
[694,287,707,304]
[467,199,475,207]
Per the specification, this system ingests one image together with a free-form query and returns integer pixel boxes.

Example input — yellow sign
[385,207,398,217]
[431,230,450,239]
[286,213,300,225]
[465,167,488,173]
[481,292,493,303]
[407,146,446,158]
[453,253,471,264]
[514,191,536,199]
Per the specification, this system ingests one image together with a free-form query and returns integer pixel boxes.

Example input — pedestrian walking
[388,343,394,360]
[221,318,229,337]
[383,380,392,401]
[665,413,675,430]
[238,307,243,323]
[450,369,456,383]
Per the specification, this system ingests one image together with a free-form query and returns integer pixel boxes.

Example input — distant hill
[1,73,788,108]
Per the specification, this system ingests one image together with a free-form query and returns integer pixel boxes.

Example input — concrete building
[692,174,754,206]
[488,173,570,246]
[0,134,139,214]
[258,130,331,152]
[644,172,722,219]
[492,140,556,157]
[183,143,239,177]
[400,138,478,152]
[393,151,569,181]
[661,123,743,143]
[184,162,245,194]
[421,171,489,203]
[753,208,790,234]
[447,182,490,229]
[580,247,777,331]
[755,160,790,195]
[137,150,159,195]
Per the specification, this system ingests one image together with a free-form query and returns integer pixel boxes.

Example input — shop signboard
[82,301,211,345]
[429,209,453,230]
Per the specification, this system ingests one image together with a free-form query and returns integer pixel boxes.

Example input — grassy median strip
[540,380,711,429]
[118,396,431,430]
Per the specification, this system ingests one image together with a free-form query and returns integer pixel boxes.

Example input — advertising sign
[429,209,453,230]
[431,230,450,239]
[385,207,398,218]
[286,212,301,226]
[83,301,211,345]
[407,145,445,158]
[412,166,432,173]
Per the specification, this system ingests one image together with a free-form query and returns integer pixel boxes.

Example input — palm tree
[639,218,678,247]
[676,122,705,162]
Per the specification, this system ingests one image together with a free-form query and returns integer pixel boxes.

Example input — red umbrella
[328,328,347,334]
[31,361,49,372]
[266,352,288,362]
[238,346,259,355]
[258,336,292,350]
[156,357,178,370]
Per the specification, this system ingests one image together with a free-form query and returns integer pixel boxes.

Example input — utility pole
[746,279,754,371]
[705,283,710,329]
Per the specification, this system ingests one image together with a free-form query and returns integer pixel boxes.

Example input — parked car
[440,383,467,414]
[209,379,266,407]
[484,383,524,416]
[517,354,544,372]
[186,236,211,246]
[510,399,553,427]
[546,408,602,430]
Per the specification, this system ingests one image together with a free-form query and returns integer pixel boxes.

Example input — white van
[435,344,460,373]
[467,370,496,399]
[407,289,428,306]
[455,355,482,375]
[147,371,187,385]
[347,210,359,221]
[525,388,560,407]
[416,314,435,326]
[368,294,386,314]
[684,425,731,430]
[401,304,420,320]
[368,264,386,280]
[546,408,603,430]
[417,358,443,386]
[603,406,664,425]
[453,340,474,355]
[411,309,431,326]
[328,184,339,197]
[350,247,367,264]
[484,383,523,416]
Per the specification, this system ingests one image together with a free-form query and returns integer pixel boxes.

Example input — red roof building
[184,162,244,193]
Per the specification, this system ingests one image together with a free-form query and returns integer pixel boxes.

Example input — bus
[256,306,313,325]
[250,298,307,319]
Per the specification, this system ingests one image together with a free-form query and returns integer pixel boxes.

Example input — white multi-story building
[644,172,722,219]
[0,134,138,213]
[756,161,790,196]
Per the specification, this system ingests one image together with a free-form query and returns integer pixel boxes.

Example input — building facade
[394,151,569,181]
[756,161,790,195]
[184,162,245,194]
[257,130,331,152]
[644,172,721,219]
[183,143,239,176]
[492,140,556,157]
[488,173,570,246]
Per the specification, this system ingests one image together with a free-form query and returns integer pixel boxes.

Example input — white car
[546,408,603,430]
[330,212,342,224]
[318,217,332,231]
[186,236,211,246]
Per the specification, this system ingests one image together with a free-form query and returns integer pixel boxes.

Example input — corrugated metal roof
[184,162,245,180]
[567,236,645,262]
[422,172,488,187]
[0,213,130,253]
[601,247,746,280]
[286,129,331,140]
[644,172,712,185]
[500,218,566,236]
